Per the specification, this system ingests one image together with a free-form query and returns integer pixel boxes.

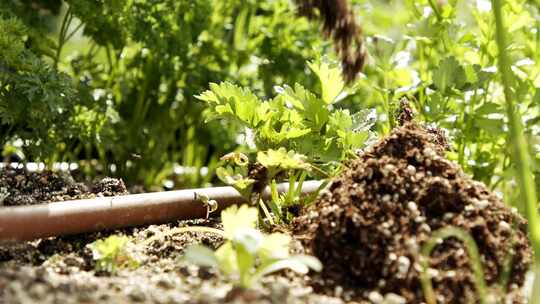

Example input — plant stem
[491,0,540,301]
[54,6,73,69]
[420,227,487,304]
[427,0,442,21]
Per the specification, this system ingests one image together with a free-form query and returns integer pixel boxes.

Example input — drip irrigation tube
[0,180,323,242]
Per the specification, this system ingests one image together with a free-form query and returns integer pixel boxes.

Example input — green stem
[427,0,443,21]
[54,6,73,69]
[491,0,540,257]
[491,1,540,301]
[420,227,487,304]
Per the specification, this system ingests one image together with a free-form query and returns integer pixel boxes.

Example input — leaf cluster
[197,61,375,163]
[0,13,113,160]
[184,205,321,289]
[88,235,139,274]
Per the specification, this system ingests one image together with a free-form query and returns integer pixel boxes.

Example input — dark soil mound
[0,166,127,206]
[295,122,532,303]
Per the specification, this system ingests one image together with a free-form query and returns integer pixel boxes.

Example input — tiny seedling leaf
[184,245,219,268]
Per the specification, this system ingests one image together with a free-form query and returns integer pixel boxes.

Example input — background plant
[0,2,115,162]
[199,61,375,223]
[0,0,332,188]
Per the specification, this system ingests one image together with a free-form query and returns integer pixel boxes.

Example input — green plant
[198,61,374,223]
[1,0,332,187]
[490,0,540,301]
[0,5,113,162]
[184,205,322,288]
[419,227,488,304]
[197,61,374,163]
[88,235,139,274]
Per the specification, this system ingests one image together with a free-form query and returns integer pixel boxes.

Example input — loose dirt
[0,168,342,304]
[294,121,532,303]
[0,166,128,206]
[0,113,534,303]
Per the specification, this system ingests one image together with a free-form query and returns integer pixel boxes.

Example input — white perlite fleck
[423,147,436,158]
[397,256,411,278]
[498,220,511,231]
[407,201,418,212]
[414,215,426,223]
[368,291,384,303]
[383,293,407,304]
[474,199,490,210]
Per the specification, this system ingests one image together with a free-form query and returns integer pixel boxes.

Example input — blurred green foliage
[0,0,326,188]
[2,0,540,211]
[346,0,540,210]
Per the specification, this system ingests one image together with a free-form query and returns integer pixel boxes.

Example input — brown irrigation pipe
[0,180,323,242]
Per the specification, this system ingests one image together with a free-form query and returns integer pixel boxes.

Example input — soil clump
[295,121,532,303]
[0,166,128,206]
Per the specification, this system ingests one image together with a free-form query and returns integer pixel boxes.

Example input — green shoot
[490,0,540,301]
[184,205,322,289]
[420,227,487,304]
[88,235,139,274]
[197,61,375,163]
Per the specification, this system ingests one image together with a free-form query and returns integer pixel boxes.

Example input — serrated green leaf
[280,84,329,131]
[258,233,291,261]
[257,148,309,171]
[221,205,258,239]
[433,57,465,92]
[215,242,237,275]
[184,245,219,268]
[196,82,269,128]
[308,61,345,104]
[475,102,502,116]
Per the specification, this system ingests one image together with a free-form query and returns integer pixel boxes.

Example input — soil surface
[0,168,342,304]
[294,121,532,303]
[0,166,128,206]
[0,118,534,303]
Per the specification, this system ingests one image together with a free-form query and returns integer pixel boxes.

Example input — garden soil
[0,118,534,303]
[0,168,342,304]
[294,120,532,303]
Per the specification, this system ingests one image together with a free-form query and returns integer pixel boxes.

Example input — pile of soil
[294,122,532,302]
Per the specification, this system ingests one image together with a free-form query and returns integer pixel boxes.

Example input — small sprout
[88,235,139,274]
[195,192,219,219]
[221,152,249,166]
[215,166,255,199]
[184,205,322,289]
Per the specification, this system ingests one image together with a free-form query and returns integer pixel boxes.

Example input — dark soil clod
[294,122,532,303]
[0,167,129,207]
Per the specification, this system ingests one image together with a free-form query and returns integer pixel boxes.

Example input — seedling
[194,192,219,219]
[88,235,139,274]
[420,227,487,304]
[199,61,374,224]
[196,61,375,163]
[184,205,322,289]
